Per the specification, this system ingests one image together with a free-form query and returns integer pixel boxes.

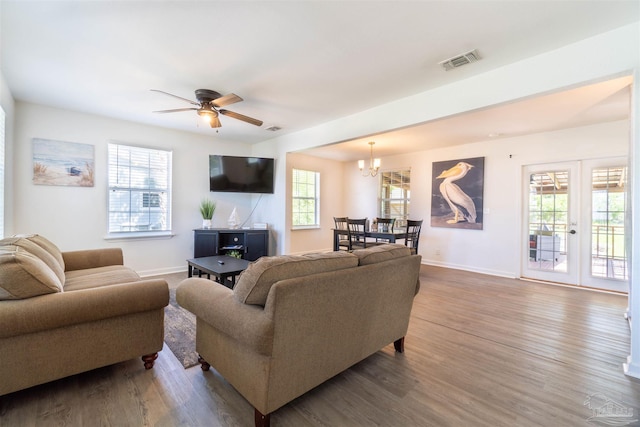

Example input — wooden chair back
[334,217,350,251]
[347,218,368,249]
[333,217,348,230]
[375,217,395,233]
[404,219,423,254]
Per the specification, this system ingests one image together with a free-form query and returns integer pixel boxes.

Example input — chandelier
[358,141,381,177]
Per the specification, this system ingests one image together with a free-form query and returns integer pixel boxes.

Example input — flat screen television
[209,155,275,194]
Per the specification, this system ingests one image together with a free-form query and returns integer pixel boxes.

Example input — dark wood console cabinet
[194,229,269,261]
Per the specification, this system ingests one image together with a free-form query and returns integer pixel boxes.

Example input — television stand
[193,228,269,261]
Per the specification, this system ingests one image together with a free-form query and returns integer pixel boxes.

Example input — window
[292,168,319,228]
[107,143,172,235]
[379,169,410,225]
[591,166,627,280]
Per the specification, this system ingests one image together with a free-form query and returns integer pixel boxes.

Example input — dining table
[332,228,408,251]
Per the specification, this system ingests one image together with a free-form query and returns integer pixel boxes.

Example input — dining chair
[404,219,423,254]
[347,218,368,250]
[373,217,396,244]
[367,217,396,246]
[333,217,350,251]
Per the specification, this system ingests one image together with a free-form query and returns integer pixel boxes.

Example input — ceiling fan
[151,88,263,128]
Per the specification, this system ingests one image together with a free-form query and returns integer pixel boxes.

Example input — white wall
[276,120,629,264]
[625,68,640,378]
[0,71,15,235]
[338,120,629,277]
[12,102,257,275]
[286,152,345,254]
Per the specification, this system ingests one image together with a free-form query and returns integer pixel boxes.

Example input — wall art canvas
[33,138,95,187]
[431,156,484,230]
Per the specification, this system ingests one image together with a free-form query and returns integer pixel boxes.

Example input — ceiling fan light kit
[151,88,263,129]
[196,106,221,128]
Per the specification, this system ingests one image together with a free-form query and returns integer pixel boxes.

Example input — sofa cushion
[234,251,359,306]
[0,236,65,285]
[64,265,140,291]
[0,246,64,300]
[352,243,411,266]
[12,234,65,272]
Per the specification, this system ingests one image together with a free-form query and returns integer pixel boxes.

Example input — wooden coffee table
[187,255,251,289]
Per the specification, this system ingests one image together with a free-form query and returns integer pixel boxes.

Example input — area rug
[154,272,199,369]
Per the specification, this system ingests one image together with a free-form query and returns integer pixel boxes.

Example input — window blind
[107,143,172,234]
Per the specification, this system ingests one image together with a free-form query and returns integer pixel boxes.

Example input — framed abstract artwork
[431,157,484,230]
[32,138,95,187]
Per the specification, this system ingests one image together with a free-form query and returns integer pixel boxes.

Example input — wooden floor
[1,265,638,426]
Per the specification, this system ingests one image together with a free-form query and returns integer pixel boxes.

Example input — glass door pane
[527,170,569,272]
[591,166,628,280]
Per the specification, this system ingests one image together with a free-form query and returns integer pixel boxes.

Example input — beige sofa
[177,244,421,427]
[0,234,169,396]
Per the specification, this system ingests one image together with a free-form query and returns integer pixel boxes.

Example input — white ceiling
[303,75,633,161]
[1,1,637,159]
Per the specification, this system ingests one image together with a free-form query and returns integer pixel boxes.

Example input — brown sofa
[177,244,421,427]
[0,234,169,396]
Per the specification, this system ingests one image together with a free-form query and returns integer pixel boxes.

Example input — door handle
[569,230,577,235]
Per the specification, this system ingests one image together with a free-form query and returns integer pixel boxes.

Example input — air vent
[265,125,281,132]
[439,49,481,71]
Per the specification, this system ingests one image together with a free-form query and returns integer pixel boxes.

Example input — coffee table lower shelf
[187,255,251,289]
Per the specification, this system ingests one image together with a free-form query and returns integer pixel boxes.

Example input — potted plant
[200,198,216,229]
[226,249,243,259]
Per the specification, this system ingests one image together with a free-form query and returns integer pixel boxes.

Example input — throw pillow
[234,251,359,306]
[0,247,64,300]
[12,234,65,272]
[0,236,65,284]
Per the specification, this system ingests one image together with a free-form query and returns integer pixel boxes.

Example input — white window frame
[379,169,411,226]
[292,168,320,229]
[106,142,173,240]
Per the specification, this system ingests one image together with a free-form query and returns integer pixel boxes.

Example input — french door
[522,159,628,293]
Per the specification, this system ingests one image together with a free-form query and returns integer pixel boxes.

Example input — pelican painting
[431,157,484,229]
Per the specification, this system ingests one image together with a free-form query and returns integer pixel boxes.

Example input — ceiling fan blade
[152,108,198,113]
[212,93,243,107]
[219,109,263,126]
[209,116,222,128]
[150,89,200,106]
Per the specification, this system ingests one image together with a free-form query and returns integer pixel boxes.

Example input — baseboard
[623,355,640,380]
[288,248,334,255]
[139,266,187,277]
[422,259,517,279]
[142,254,516,278]
[141,258,514,280]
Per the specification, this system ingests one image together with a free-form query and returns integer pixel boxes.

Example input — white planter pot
[202,219,212,229]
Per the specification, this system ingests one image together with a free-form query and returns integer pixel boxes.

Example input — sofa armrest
[0,279,169,339]
[62,248,124,272]
[176,278,274,355]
